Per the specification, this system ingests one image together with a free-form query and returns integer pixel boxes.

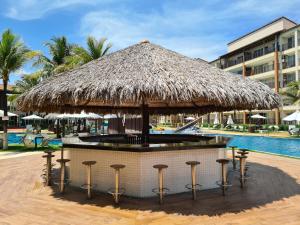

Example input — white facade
[211,17,300,124]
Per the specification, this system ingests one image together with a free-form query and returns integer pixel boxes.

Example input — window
[288,37,295,49]
[253,48,263,58]
[282,73,296,87]
[260,78,275,88]
[253,62,274,75]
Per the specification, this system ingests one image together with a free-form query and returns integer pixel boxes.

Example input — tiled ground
[0,151,299,225]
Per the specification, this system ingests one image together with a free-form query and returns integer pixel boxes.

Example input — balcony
[253,64,274,75]
[282,61,295,69]
[221,48,275,69]
[281,42,295,51]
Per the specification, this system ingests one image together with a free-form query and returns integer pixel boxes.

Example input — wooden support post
[243,112,247,124]
[274,36,281,125]
[141,103,149,144]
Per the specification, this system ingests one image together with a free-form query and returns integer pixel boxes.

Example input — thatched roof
[16,41,281,114]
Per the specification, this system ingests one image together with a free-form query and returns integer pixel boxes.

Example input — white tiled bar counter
[64,136,227,197]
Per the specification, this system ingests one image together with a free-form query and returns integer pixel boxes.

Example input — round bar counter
[63,134,228,198]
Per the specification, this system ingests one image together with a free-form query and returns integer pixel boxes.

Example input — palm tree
[0,29,35,149]
[69,36,112,65]
[8,71,42,104]
[281,81,300,106]
[34,36,74,77]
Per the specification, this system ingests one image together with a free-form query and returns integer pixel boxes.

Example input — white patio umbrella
[57,111,103,119]
[213,113,219,125]
[251,114,267,119]
[227,115,234,125]
[44,113,60,120]
[104,114,118,119]
[85,113,102,119]
[185,116,196,121]
[22,114,43,120]
[283,111,300,122]
[0,110,18,117]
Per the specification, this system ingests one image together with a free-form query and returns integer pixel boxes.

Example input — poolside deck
[0,151,299,225]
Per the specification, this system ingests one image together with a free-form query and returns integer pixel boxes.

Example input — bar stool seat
[153,164,168,169]
[216,159,232,195]
[81,161,97,199]
[152,164,169,204]
[216,159,230,164]
[237,151,249,155]
[239,148,249,153]
[185,161,201,200]
[82,161,97,166]
[56,159,70,163]
[42,154,55,158]
[110,164,126,170]
[186,161,200,166]
[108,164,126,204]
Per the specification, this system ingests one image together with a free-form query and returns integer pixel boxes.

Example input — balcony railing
[281,42,295,51]
[253,64,274,75]
[221,47,275,69]
[282,61,296,69]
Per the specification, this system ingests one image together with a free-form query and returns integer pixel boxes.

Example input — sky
[1,0,300,84]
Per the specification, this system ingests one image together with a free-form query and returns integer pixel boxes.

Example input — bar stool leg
[60,161,66,193]
[191,164,197,200]
[158,168,164,204]
[46,156,52,186]
[231,147,236,170]
[115,168,120,204]
[87,164,92,199]
[240,158,245,188]
[221,163,227,196]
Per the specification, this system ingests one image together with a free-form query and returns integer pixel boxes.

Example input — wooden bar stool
[216,159,231,195]
[238,148,249,155]
[108,164,126,204]
[228,146,237,170]
[56,159,71,194]
[185,161,201,200]
[235,155,248,188]
[152,164,169,204]
[81,161,97,199]
[42,152,55,186]
[237,150,250,174]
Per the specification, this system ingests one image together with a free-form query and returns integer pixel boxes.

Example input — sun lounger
[288,128,300,136]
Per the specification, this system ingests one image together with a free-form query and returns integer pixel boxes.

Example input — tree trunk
[3,80,8,149]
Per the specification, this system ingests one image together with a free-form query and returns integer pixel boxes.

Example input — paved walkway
[0,152,299,225]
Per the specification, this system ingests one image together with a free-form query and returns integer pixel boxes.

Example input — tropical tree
[8,71,42,104]
[34,36,74,77]
[280,81,300,106]
[68,36,112,66]
[0,29,35,149]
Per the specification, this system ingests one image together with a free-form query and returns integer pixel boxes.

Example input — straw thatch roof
[16,41,281,115]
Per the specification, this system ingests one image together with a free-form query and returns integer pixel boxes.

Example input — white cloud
[79,0,300,61]
[3,0,114,20]
[80,9,227,61]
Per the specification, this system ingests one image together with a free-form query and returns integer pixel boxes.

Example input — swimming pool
[211,134,300,158]
[7,133,62,146]
[151,129,300,158]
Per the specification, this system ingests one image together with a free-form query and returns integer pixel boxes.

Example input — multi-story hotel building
[210,17,300,125]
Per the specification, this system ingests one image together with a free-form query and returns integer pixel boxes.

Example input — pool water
[151,129,300,158]
[7,133,62,146]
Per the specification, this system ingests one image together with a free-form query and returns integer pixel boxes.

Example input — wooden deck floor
[0,151,299,225]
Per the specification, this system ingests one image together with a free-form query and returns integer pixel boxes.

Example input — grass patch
[0,144,61,152]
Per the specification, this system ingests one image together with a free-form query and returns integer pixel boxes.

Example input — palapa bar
[16,41,281,197]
